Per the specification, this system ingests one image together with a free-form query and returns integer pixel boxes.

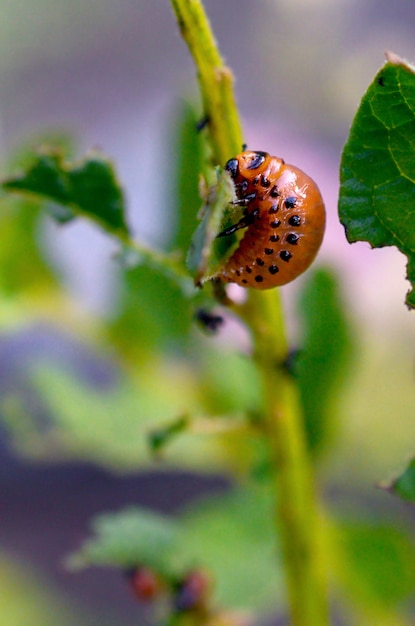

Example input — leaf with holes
[2,149,129,235]
[339,52,415,308]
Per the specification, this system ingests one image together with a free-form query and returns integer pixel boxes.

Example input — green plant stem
[238,290,329,626]
[170,0,243,164]
[169,1,329,624]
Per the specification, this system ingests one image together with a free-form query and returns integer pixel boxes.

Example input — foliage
[68,507,184,574]
[3,149,129,233]
[294,267,354,455]
[339,52,415,308]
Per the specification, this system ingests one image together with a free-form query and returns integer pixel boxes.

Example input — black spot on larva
[237,180,249,194]
[255,275,264,282]
[225,158,239,178]
[377,75,384,86]
[242,279,247,284]
[270,186,279,198]
[251,208,260,219]
[268,265,279,274]
[286,233,299,245]
[247,151,267,170]
[264,248,274,255]
[270,234,280,242]
[236,270,241,276]
[284,197,297,209]
[256,258,265,266]
[270,219,281,228]
[288,215,301,227]
[236,192,257,205]
[246,266,253,273]
[268,204,279,214]
[253,175,260,185]
[280,250,292,262]
[260,174,271,188]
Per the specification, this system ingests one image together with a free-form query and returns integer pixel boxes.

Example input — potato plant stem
[169,0,243,163]
[169,1,329,624]
[240,290,329,626]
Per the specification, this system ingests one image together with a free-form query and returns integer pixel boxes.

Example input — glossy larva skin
[219,151,326,289]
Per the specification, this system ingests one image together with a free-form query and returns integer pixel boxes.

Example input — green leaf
[0,134,75,313]
[179,486,284,612]
[169,101,243,287]
[199,347,262,416]
[338,52,415,307]
[382,457,415,501]
[186,168,239,286]
[336,520,415,611]
[168,102,205,254]
[295,267,354,455]
[108,262,194,359]
[67,507,187,576]
[0,196,57,298]
[2,149,129,235]
[68,487,284,615]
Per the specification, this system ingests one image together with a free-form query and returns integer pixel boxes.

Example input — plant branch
[169,1,330,625]
[237,290,329,625]
[170,0,243,164]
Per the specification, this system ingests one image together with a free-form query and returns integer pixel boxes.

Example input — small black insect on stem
[195,308,225,333]
[196,116,210,132]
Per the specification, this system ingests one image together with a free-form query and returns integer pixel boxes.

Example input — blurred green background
[1,1,415,624]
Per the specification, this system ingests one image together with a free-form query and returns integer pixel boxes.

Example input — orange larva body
[219,151,325,289]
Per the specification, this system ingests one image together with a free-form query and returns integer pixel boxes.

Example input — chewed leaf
[339,52,415,307]
[186,168,241,286]
[66,507,188,576]
[2,149,129,235]
[381,457,415,502]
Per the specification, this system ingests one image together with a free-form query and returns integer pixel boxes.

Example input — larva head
[225,150,267,178]
[225,150,284,189]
